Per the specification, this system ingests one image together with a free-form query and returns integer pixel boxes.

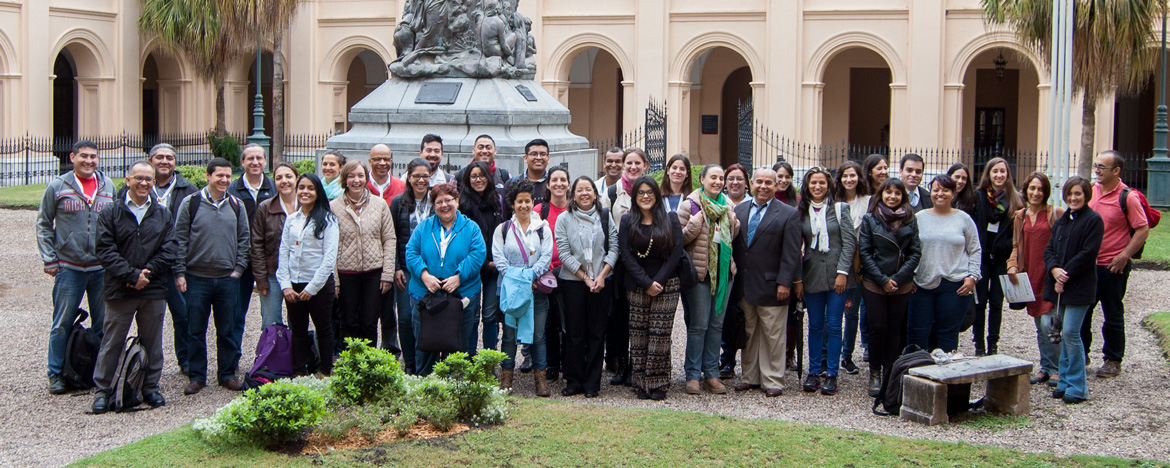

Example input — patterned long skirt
[628,277,681,392]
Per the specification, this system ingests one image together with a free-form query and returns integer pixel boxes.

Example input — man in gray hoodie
[37,139,116,395]
[173,157,250,395]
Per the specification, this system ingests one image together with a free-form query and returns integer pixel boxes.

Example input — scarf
[699,192,733,315]
[621,172,636,196]
[985,187,1009,223]
[809,200,830,253]
[344,189,369,221]
[875,203,907,232]
[573,206,602,276]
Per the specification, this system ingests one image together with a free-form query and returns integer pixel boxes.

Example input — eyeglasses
[434,197,457,206]
[369,157,392,163]
[636,189,655,199]
[409,173,430,180]
[1092,164,1116,171]
[131,176,155,183]
[469,173,487,180]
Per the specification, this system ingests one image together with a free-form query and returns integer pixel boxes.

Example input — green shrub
[194,380,326,446]
[647,163,703,193]
[293,158,315,176]
[429,351,509,425]
[331,338,406,405]
[208,132,242,167]
[412,378,459,431]
[176,165,208,189]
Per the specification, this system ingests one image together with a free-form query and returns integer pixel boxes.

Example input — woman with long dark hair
[772,161,798,206]
[331,161,396,354]
[679,164,739,395]
[661,154,692,213]
[606,147,650,386]
[458,161,506,352]
[1044,176,1103,405]
[947,163,977,216]
[620,176,685,400]
[390,158,433,373]
[1006,172,1064,385]
[793,167,855,395]
[908,175,981,352]
[972,157,1023,355]
[862,154,890,196]
[834,160,870,374]
[277,173,338,375]
[556,176,618,397]
[857,178,920,397]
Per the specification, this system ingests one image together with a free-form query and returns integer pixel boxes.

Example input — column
[942,83,965,149]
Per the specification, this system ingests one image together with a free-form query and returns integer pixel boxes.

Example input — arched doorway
[686,46,751,167]
[343,49,387,132]
[820,47,892,152]
[142,54,160,142]
[564,47,624,146]
[53,51,77,144]
[142,50,186,143]
[960,48,1041,179]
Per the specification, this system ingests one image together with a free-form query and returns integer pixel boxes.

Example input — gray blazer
[796,202,857,294]
[555,208,619,281]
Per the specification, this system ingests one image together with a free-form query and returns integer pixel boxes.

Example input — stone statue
[390,0,537,79]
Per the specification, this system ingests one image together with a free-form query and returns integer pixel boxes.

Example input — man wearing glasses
[37,139,116,394]
[367,143,407,205]
[90,161,178,413]
[505,138,552,205]
[1086,150,1149,378]
[148,143,198,377]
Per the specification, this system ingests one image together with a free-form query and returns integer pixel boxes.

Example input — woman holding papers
[1006,172,1064,386]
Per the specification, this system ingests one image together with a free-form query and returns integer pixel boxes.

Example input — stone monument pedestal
[326,77,595,180]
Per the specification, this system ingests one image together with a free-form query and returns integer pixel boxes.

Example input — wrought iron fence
[644,98,667,172]
[0,132,330,187]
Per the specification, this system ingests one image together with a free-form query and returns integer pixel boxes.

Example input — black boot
[609,357,627,385]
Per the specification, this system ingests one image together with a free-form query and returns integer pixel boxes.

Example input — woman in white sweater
[907,175,981,352]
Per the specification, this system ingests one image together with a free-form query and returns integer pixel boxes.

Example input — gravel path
[1,208,1167,466]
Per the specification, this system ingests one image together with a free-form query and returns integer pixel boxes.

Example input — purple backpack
[248,323,294,378]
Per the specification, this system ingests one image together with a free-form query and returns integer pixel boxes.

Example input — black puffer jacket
[1043,206,1103,306]
[95,188,179,300]
[857,213,921,289]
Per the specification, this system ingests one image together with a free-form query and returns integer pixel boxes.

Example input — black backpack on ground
[872,345,935,416]
[111,336,147,412]
[62,308,101,389]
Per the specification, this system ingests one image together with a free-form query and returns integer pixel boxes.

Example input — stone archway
[343,49,388,132]
[563,47,624,146]
[141,49,187,138]
[819,47,893,151]
[960,47,1042,178]
[52,31,111,138]
[681,46,752,167]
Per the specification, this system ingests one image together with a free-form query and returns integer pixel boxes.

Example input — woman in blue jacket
[405,183,487,376]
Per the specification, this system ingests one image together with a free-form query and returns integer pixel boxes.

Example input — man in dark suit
[899,153,932,212]
[730,168,802,397]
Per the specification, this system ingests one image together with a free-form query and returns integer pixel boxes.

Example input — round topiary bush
[208,380,327,446]
[331,338,406,406]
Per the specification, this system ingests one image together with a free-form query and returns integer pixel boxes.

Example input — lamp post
[246,38,271,165]
[1148,1,1170,209]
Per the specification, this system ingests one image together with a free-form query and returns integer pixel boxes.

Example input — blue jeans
[907,279,970,352]
[259,274,285,328]
[397,286,415,373]
[185,274,241,383]
[47,268,106,376]
[1057,304,1091,400]
[805,289,846,376]
[1035,311,1061,375]
[230,268,255,369]
[843,286,868,356]
[161,271,189,369]
[480,274,501,351]
[501,291,549,371]
[684,279,730,380]
[410,291,481,376]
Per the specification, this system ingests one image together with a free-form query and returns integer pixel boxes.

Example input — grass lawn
[0,183,46,209]
[1140,222,1170,267]
[72,399,1160,468]
[1144,311,1170,362]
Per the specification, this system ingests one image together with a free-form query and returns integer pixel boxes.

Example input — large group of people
[36,136,1148,413]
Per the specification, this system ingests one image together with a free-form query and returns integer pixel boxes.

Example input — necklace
[636,237,654,258]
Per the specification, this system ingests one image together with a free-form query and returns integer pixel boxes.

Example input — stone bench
[899,355,1033,426]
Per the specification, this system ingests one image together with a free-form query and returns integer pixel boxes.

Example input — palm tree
[217,0,303,165]
[139,0,245,138]
[982,0,1161,178]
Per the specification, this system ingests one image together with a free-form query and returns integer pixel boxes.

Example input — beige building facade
[0,0,1159,170]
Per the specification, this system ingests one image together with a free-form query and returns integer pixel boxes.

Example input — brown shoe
[1096,359,1122,378]
[685,379,701,395]
[703,378,728,394]
[500,369,514,391]
[764,387,783,398]
[534,370,551,397]
[734,383,760,392]
[219,377,245,391]
[183,381,206,395]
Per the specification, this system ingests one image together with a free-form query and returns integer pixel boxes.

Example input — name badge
[987,221,999,233]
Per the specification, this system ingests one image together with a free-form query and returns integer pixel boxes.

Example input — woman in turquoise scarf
[678,165,739,395]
